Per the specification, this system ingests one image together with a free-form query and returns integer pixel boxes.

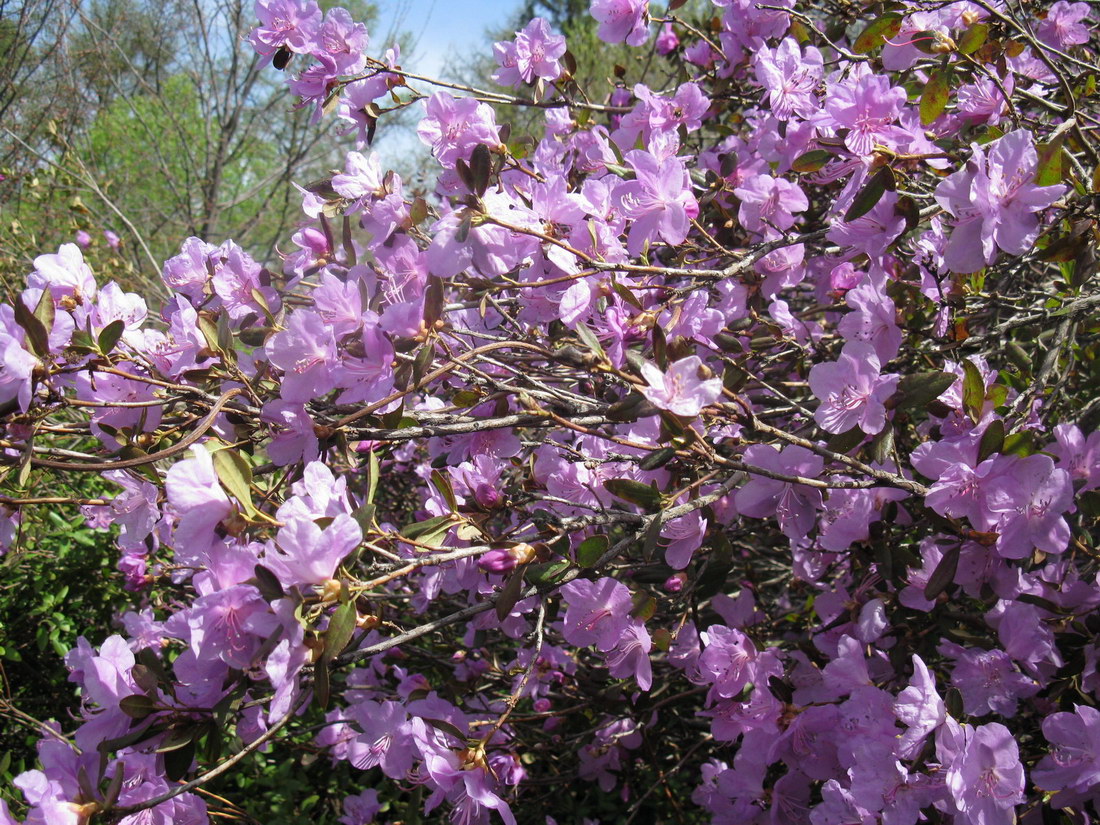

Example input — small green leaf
[575,321,606,361]
[253,564,285,601]
[923,544,961,601]
[853,14,904,53]
[603,478,663,511]
[791,149,833,173]
[961,359,985,423]
[323,601,358,662]
[469,143,492,198]
[13,296,50,357]
[957,22,988,54]
[400,515,455,546]
[212,449,256,516]
[844,166,895,222]
[119,694,156,719]
[1035,137,1066,187]
[97,320,126,353]
[163,738,196,783]
[827,426,865,454]
[868,426,895,464]
[525,559,570,585]
[892,372,957,413]
[920,68,952,126]
[977,419,1005,462]
[576,535,609,568]
[639,447,677,471]
[495,565,527,620]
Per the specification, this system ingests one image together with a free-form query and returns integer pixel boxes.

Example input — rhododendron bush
[3,0,1100,822]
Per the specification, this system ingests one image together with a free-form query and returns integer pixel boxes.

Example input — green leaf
[639,446,677,471]
[844,166,895,222]
[642,514,664,562]
[253,564,285,601]
[923,544,960,600]
[961,359,985,423]
[13,296,50,358]
[163,738,195,783]
[119,694,156,719]
[957,22,988,54]
[469,143,492,198]
[119,445,161,484]
[322,601,358,662]
[400,515,455,547]
[868,426,895,464]
[32,290,54,341]
[576,535,609,568]
[212,449,256,516]
[575,321,606,361]
[791,149,833,173]
[422,276,445,332]
[97,319,126,353]
[827,426,865,454]
[977,419,1005,462]
[524,559,570,586]
[603,478,663,511]
[352,502,376,535]
[853,14,904,53]
[920,68,952,126]
[695,534,735,599]
[1035,136,1066,187]
[892,372,957,413]
[364,446,381,505]
[495,565,528,620]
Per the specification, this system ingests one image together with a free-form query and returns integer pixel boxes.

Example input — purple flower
[698,625,757,701]
[210,240,278,321]
[837,277,902,363]
[75,229,92,248]
[893,655,944,759]
[615,149,699,256]
[590,0,649,46]
[0,323,36,412]
[494,17,567,86]
[735,444,824,541]
[824,71,907,156]
[605,622,653,690]
[103,229,120,249]
[249,0,322,59]
[416,92,501,168]
[317,7,368,73]
[661,508,707,569]
[753,37,822,120]
[265,309,339,402]
[1050,422,1100,491]
[809,341,899,435]
[165,444,234,562]
[640,355,722,418]
[1037,1,1092,48]
[732,174,807,237]
[266,511,361,589]
[1033,705,1100,799]
[984,454,1073,559]
[560,577,635,652]
[935,130,1066,273]
[655,22,679,54]
[944,722,1025,825]
[941,643,1039,717]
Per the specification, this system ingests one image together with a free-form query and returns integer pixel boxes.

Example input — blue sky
[372,0,523,79]
[367,0,523,167]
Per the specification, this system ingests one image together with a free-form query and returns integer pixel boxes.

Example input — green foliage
[0,497,132,808]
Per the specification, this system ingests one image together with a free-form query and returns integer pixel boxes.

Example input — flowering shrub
[1,0,1099,823]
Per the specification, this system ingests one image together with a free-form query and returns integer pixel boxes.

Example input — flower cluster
[1,0,1098,824]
